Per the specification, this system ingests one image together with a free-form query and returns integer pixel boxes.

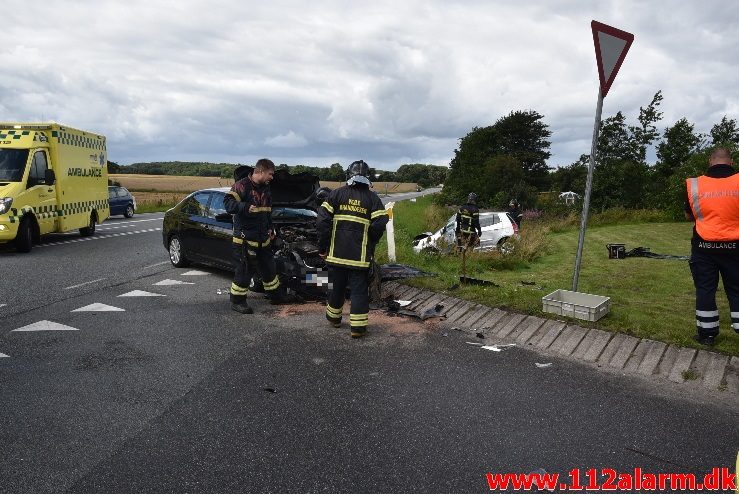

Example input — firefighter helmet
[467,192,477,204]
[346,160,371,185]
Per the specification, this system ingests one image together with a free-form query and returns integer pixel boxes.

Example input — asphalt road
[1,197,737,494]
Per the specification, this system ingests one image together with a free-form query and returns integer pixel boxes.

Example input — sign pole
[572,87,603,292]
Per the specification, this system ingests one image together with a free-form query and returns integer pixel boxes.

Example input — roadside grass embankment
[374,195,739,356]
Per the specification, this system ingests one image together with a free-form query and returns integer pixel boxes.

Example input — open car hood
[235,166,321,210]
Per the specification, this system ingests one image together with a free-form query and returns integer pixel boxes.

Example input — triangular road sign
[118,290,166,297]
[12,320,80,332]
[72,303,126,312]
[592,20,634,97]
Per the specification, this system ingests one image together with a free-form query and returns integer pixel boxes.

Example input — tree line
[109,161,450,187]
[441,91,738,219]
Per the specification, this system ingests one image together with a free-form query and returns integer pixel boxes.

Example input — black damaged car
[162,167,381,300]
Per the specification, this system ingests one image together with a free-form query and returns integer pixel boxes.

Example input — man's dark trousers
[326,266,369,331]
[689,249,739,337]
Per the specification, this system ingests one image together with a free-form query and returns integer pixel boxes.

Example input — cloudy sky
[1,1,736,170]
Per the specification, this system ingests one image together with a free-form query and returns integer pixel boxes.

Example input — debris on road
[480,344,516,352]
[380,264,436,281]
[535,362,553,368]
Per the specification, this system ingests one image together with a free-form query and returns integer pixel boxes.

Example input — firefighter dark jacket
[456,202,481,236]
[317,184,389,269]
[223,175,273,246]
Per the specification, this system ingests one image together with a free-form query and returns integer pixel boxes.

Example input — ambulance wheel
[79,213,96,237]
[14,218,33,253]
[124,204,134,218]
[168,235,190,267]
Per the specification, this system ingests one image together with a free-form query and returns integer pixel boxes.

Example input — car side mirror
[215,213,233,223]
[44,169,56,185]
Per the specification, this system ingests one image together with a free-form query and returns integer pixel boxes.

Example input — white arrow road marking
[0,353,9,358]
[181,270,210,276]
[118,290,166,297]
[153,279,195,286]
[72,303,126,312]
[12,320,80,332]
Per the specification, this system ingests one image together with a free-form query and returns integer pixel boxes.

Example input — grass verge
[375,195,739,356]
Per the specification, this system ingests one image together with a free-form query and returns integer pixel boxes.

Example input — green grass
[134,202,178,213]
[375,195,739,356]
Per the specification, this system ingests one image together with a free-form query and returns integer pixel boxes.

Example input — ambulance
[0,122,110,252]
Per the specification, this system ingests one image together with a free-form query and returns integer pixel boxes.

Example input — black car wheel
[124,204,134,218]
[168,235,190,267]
[79,212,96,237]
[14,217,33,253]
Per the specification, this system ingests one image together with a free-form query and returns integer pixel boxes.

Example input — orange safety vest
[686,174,739,241]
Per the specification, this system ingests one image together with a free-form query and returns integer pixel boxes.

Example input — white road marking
[38,228,162,248]
[65,278,107,290]
[12,320,80,332]
[0,304,6,308]
[181,270,210,276]
[0,353,9,358]
[153,279,195,286]
[72,303,125,312]
[102,217,162,227]
[119,290,166,297]
[144,261,171,269]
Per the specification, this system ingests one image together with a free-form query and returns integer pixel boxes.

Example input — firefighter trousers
[689,249,739,337]
[325,266,369,332]
[230,242,280,304]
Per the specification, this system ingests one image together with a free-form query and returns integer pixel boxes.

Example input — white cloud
[0,0,736,169]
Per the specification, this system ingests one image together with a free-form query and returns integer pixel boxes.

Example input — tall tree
[655,117,704,177]
[710,116,739,148]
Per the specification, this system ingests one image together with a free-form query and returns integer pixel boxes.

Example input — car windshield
[272,207,317,220]
[0,149,30,182]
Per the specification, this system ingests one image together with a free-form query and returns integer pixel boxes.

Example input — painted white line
[12,320,80,332]
[119,290,166,297]
[0,304,6,308]
[38,228,163,248]
[0,353,9,358]
[103,218,162,227]
[153,279,195,286]
[181,270,210,276]
[65,278,107,290]
[144,261,171,269]
[72,303,125,312]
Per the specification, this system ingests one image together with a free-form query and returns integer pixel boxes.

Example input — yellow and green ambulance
[0,122,110,252]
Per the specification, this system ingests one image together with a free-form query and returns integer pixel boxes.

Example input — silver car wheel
[169,237,182,265]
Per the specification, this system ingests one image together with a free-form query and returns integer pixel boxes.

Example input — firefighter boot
[230,293,253,314]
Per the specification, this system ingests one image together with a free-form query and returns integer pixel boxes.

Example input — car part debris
[480,343,516,352]
[465,341,483,346]
[521,280,537,286]
[460,276,499,287]
[395,303,446,320]
[380,263,436,281]
[476,332,485,339]
[607,243,689,261]
[535,362,553,368]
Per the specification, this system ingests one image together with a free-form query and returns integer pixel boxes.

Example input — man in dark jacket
[508,199,523,229]
[317,160,388,338]
[685,147,739,346]
[456,192,482,252]
[223,158,282,314]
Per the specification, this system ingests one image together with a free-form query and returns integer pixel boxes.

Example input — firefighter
[317,160,389,338]
[507,199,523,229]
[456,192,482,252]
[223,158,283,314]
[685,147,739,346]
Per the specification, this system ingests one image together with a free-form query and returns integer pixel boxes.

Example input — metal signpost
[572,21,634,291]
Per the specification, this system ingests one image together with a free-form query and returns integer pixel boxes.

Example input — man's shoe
[692,333,716,346]
[350,329,366,339]
[326,314,341,328]
[231,303,254,314]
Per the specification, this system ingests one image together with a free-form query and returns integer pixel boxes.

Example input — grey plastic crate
[542,289,610,322]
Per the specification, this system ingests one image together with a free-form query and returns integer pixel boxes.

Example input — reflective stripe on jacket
[687,174,739,242]
[223,175,273,243]
[456,203,481,235]
[317,184,388,269]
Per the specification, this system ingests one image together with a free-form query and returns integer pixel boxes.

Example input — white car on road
[412,212,519,254]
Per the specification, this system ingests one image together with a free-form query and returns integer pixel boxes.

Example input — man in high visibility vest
[685,147,739,346]
[456,192,482,252]
[317,160,388,338]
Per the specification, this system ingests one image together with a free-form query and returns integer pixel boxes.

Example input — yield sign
[592,20,634,97]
